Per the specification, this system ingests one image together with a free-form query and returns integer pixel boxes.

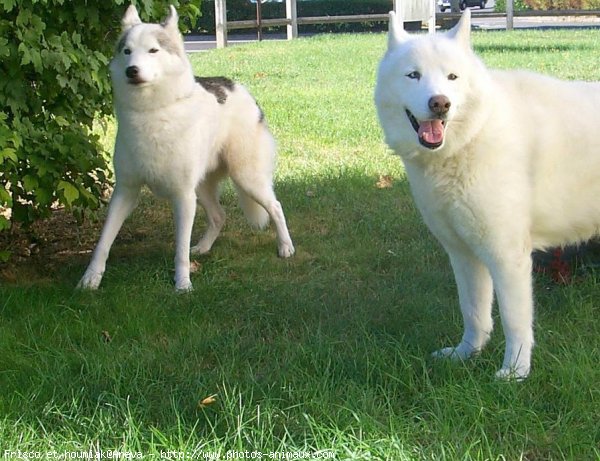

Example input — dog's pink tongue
[418,120,444,144]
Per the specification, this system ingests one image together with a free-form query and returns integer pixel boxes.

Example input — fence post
[256,0,263,41]
[506,0,514,30]
[428,0,436,32]
[393,0,404,23]
[215,0,228,48]
[286,0,298,40]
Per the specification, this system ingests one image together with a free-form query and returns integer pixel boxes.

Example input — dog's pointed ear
[162,5,179,32]
[447,8,472,49]
[122,4,142,31]
[387,11,409,50]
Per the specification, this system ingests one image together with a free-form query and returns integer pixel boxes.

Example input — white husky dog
[375,10,600,379]
[78,5,294,292]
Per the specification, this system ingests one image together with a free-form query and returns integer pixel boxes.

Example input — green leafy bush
[495,0,600,10]
[523,0,600,8]
[0,0,200,234]
[494,0,532,11]
[196,0,392,34]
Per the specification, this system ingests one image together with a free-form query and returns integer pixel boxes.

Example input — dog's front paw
[175,278,194,293]
[495,366,529,381]
[278,242,295,258]
[432,342,479,361]
[191,240,211,255]
[77,270,103,290]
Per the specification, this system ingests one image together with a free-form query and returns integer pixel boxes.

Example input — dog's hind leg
[191,169,226,255]
[235,182,270,230]
[77,184,140,289]
[225,123,294,258]
[230,172,295,258]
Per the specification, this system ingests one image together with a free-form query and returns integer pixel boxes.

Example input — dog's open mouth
[406,109,446,150]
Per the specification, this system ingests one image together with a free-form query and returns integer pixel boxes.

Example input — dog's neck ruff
[117,74,197,112]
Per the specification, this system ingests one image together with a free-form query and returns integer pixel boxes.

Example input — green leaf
[0,37,9,58]
[18,42,31,65]
[30,48,42,72]
[54,116,69,127]
[57,180,79,205]
[34,187,52,206]
[0,187,11,206]
[56,75,69,88]
[36,162,50,176]
[0,0,17,13]
[22,175,38,192]
[0,148,18,163]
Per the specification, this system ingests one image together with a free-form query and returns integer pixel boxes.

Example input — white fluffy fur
[78,5,294,292]
[375,10,600,379]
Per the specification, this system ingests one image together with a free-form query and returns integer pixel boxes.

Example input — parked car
[437,0,451,11]
[438,0,487,11]
[460,0,487,9]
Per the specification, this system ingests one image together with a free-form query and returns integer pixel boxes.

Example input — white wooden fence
[214,0,437,48]
[213,1,600,47]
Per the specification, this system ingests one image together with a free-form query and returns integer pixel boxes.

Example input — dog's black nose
[125,66,139,79]
[429,95,451,115]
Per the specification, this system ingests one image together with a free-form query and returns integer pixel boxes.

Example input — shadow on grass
[0,171,465,438]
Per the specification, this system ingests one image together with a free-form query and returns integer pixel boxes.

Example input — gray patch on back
[195,76,265,123]
[195,76,235,104]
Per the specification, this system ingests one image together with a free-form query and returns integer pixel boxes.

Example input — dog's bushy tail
[235,187,270,229]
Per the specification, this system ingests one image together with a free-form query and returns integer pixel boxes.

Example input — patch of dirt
[0,193,190,285]
[0,208,104,285]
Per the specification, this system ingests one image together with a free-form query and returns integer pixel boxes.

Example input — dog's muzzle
[125,65,145,85]
[406,95,450,150]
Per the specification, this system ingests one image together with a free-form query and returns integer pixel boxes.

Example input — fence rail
[227,14,392,31]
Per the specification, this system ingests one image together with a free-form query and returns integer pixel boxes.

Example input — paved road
[185,34,273,52]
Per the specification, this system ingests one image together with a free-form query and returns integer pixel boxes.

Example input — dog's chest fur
[114,94,218,197]
[404,151,498,248]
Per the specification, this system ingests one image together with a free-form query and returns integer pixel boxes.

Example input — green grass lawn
[1,29,599,460]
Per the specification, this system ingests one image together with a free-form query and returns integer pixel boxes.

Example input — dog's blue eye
[406,71,421,80]
[124,48,131,55]
[149,48,159,54]
[448,73,458,81]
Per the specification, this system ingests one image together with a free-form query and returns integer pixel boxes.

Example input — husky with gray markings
[78,4,294,292]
